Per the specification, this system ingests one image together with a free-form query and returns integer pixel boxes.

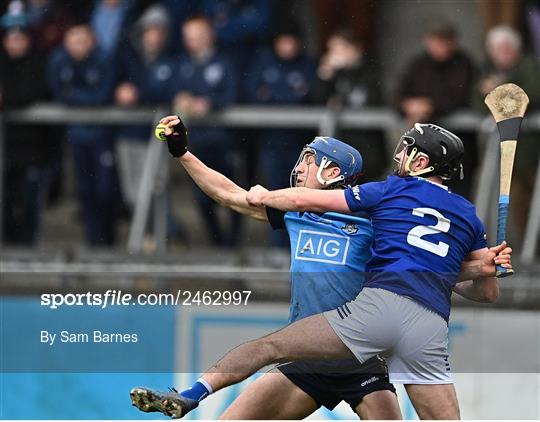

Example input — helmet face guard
[289,145,359,189]
[392,136,434,178]
[290,146,311,188]
[290,146,346,188]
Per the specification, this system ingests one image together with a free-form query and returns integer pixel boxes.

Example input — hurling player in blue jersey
[130,119,512,419]
[131,115,401,419]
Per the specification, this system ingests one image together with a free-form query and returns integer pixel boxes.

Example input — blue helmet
[290,136,363,188]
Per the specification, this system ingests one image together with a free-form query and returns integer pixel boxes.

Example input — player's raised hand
[157,115,188,158]
[484,241,513,274]
[246,185,268,207]
[159,115,181,135]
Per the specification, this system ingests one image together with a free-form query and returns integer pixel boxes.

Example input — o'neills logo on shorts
[361,376,379,387]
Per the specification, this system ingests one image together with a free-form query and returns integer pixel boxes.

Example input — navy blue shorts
[277,355,395,411]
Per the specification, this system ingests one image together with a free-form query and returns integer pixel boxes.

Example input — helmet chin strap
[316,156,345,187]
[403,147,435,177]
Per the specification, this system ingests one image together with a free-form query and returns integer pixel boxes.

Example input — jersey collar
[416,177,449,191]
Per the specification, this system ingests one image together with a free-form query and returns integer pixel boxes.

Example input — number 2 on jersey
[407,208,450,257]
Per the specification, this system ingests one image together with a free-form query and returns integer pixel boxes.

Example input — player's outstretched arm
[159,115,267,221]
[453,242,512,303]
[180,152,267,221]
[246,186,350,213]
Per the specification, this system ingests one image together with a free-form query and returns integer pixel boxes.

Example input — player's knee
[408,384,460,420]
[424,404,460,420]
[484,285,499,303]
[357,390,401,420]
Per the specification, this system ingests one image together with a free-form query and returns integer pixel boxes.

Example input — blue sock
[179,378,213,402]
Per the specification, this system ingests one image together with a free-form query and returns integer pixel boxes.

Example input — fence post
[153,140,169,253]
[318,108,339,137]
[127,109,167,253]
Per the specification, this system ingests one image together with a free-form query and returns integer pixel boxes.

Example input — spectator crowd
[1,0,539,248]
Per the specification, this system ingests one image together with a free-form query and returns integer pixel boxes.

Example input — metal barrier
[2,103,539,260]
[2,248,539,309]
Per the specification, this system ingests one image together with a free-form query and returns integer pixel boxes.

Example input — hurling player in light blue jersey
[130,118,512,420]
[131,115,401,419]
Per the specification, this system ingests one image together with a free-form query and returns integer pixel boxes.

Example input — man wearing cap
[114,4,177,210]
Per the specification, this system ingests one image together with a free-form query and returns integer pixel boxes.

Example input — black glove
[165,118,188,158]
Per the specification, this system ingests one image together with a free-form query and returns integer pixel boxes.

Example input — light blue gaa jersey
[344,175,487,321]
[267,207,373,322]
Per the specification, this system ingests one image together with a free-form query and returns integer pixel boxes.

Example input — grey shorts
[324,287,453,384]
